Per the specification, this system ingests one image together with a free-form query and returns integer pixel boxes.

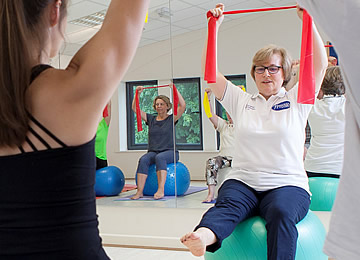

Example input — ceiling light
[156,7,173,18]
[69,10,107,27]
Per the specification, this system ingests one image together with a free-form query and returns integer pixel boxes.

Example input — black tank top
[0,65,110,259]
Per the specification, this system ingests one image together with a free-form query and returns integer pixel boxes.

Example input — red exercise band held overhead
[205,5,316,104]
[297,9,314,104]
[135,84,179,132]
[223,5,297,15]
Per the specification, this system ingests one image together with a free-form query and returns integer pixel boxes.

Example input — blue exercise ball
[309,177,339,211]
[205,211,327,260]
[139,162,190,196]
[95,166,125,196]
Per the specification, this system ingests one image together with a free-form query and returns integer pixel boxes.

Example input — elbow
[178,103,186,116]
[319,62,328,83]
[178,98,186,109]
[181,102,186,113]
[318,50,329,77]
[321,57,328,73]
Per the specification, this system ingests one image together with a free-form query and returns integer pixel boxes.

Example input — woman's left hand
[209,3,225,26]
[296,4,304,20]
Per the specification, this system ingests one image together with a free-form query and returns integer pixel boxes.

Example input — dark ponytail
[0,0,31,147]
[0,0,68,147]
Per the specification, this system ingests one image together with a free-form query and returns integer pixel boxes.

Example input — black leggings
[96,157,108,170]
[306,171,340,178]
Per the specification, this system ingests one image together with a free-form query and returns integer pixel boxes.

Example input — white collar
[251,87,287,100]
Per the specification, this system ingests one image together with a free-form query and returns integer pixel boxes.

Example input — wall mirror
[53,0,178,208]
[53,0,303,211]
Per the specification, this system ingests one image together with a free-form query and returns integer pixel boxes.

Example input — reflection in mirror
[117,0,179,206]
[51,0,177,208]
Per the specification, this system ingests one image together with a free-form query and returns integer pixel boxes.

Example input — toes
[154,192,164,200]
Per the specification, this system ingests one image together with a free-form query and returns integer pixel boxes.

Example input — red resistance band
[135,84,179,132]
[205,5,316,105]
[297,9,314,104]
[102,105,109,118]
[205,5,297,83]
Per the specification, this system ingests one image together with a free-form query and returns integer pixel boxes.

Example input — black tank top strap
[28,114,67,148]
[18,146,25,154]
[25,136,38,152]
[20,64,68,151]
[28,127,52,149]
[30,64,52,83]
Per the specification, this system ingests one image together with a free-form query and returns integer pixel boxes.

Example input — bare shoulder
[26,66,101,146]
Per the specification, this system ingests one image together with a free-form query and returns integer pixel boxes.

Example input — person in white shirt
[296,1,360,259]
[305,66,345,178]
[203,88,235,203]
[180,4,328,259]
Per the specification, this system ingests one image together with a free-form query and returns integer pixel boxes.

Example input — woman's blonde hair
[250,44,292,86]
[153,95,172,112]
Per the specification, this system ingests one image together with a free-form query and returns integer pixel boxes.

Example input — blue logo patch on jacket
[272,101,290,111]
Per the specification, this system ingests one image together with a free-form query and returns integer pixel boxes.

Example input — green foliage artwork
[174,81,201,146]
[134,84,158,145]
[133,79,202,148]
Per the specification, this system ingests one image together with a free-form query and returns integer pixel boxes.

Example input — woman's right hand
[136,86,144,94]
[209,3,225,25]
[205,87,212,97]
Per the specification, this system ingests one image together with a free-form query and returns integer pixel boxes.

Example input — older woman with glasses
[181,4,328,259]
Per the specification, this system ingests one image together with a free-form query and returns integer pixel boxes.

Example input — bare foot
[203,185,216,203]
[154,191,164,200]
[203,195,215,203]
[203,187,215,202]
[180,232,207,257]
[131,192,143,200]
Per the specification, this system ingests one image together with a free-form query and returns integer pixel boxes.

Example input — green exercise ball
[205,211,327,260]
[309,177,339,211]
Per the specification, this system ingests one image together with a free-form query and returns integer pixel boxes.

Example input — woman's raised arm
[201,3,228,100]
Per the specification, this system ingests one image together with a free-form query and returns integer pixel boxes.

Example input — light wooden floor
[104,246,204,260]
[96,180,213,209]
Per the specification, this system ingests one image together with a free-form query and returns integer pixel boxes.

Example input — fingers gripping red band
[135,84,179,132]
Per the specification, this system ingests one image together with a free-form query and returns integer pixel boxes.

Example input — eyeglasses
[254,66,282,74]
